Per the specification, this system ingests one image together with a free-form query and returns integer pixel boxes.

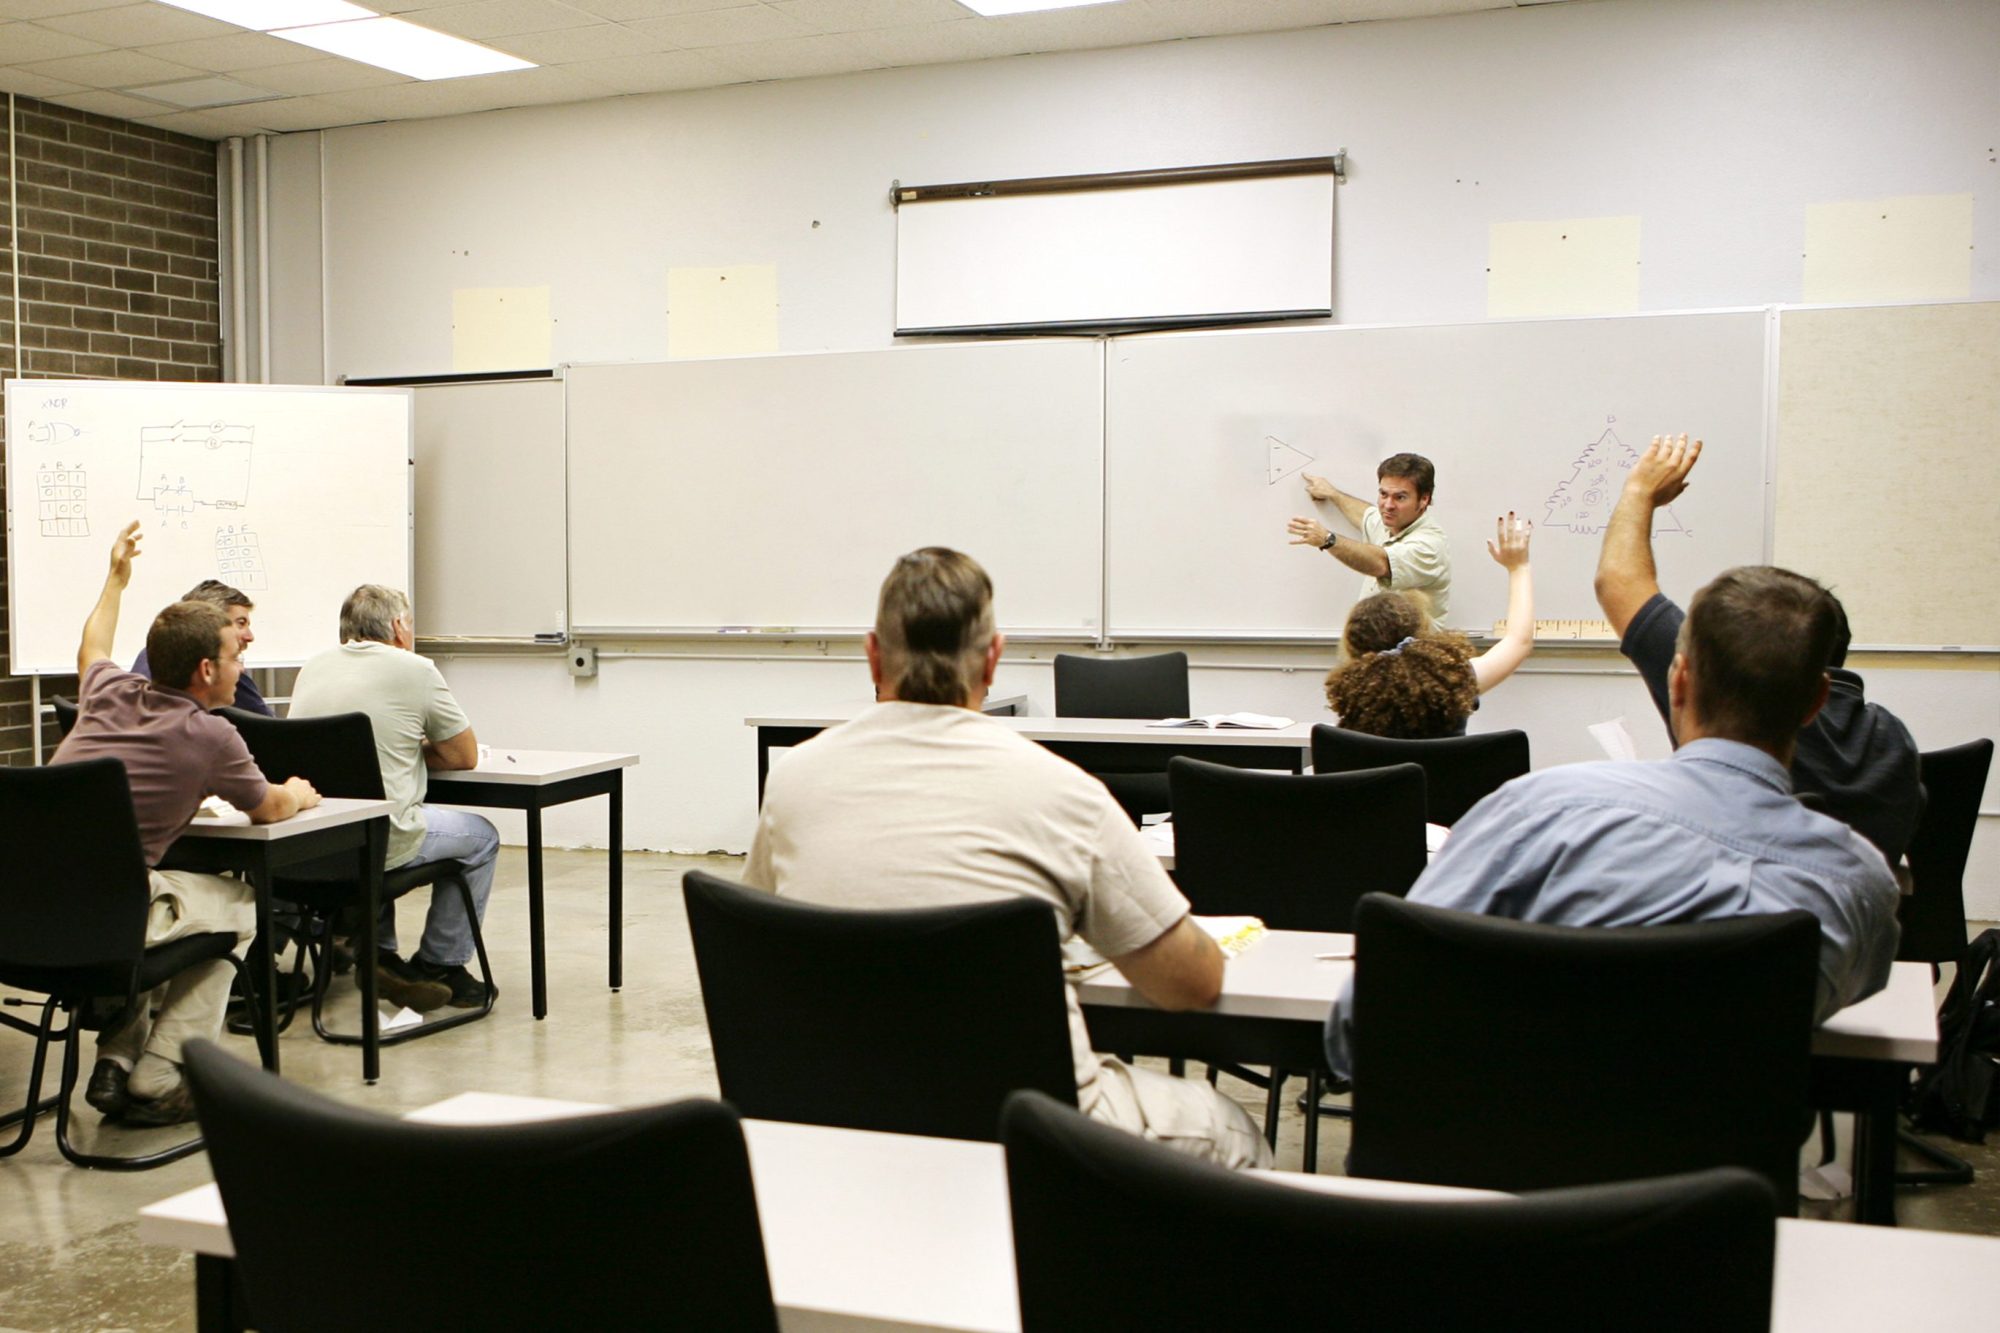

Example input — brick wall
[0,94,223,765]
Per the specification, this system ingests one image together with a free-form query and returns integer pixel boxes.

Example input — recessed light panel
[155,0,377,30]
[272,16,536,81]
[958,0,1126,15]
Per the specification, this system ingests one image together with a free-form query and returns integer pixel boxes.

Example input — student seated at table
[289,586,499,1014]
[130,578,274,717]
[1322,514,1534,739]
[1596,434,1925,867]
[1324,558,1901,1078]
[52,522,320,1126]
[745,548,1271,1170]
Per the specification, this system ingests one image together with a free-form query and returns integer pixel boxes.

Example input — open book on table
[1146,713,1294,730]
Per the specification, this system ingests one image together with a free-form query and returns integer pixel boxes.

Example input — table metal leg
[360,821,382,1085]
[756,730,772,808]
[608,774,623,992]
[1302,1070,1321,1173]
[528,808,548,1020]
[1853,1098,1900,1226]
[194,1254,241,1333]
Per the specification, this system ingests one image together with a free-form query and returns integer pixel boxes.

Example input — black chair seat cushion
[0,930,242,1004]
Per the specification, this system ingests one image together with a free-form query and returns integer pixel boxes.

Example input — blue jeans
[381,806,499,967]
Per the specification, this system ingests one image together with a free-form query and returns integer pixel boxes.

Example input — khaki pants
[1085,1058,1275,1171]
[97,869,255,1069]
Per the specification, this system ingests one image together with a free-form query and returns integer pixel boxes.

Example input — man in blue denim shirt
[1325,546,1901,1078]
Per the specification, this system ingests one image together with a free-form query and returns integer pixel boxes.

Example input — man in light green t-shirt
[1287,452,1453,624]
[291,585,499,1013]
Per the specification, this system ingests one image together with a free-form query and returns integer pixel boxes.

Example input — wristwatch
[1318,531,1338,550]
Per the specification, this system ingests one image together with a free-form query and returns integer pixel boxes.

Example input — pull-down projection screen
[894,158,1338,336]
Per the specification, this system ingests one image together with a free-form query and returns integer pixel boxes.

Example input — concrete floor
[1,847,1995,1332]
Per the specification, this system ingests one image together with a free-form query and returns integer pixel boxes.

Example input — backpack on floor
[1904,928,2000,1143]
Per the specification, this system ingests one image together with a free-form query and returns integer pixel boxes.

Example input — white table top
[1077,931,1937,1064]
[172,795,393,842]
[139,1091,1997,1333]
[429,749,639,786]
[748,713,1315,749]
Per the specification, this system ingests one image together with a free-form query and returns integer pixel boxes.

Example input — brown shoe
[123,1079,198,1127]
[374,951,453,1013]
[85,1059,131,1118]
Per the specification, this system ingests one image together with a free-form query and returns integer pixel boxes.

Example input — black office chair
[1051,651,1190,824]
[1894,738,1993,1186]
[51,695,80,739]
[217,708,495,1048]
[1310,724,1531,826]
[0,759,270,1170]
[1001,1090,1777,1332]
[1348,896,1819,1213]
[1167,757,1427,1164]
[683,870,1077,1141]
[183,1041,778,1331]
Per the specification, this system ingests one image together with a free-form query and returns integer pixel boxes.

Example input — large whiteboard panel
[412,378,566,641]
[6,380,410,674]
[567,342,1103,635]
[1104,313,1771,637]
[896,174,1333,334]
[1775,302,2000,649]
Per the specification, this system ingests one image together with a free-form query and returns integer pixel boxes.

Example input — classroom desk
[747,713,1313,805]
[139,1090,1995,1333]
[158,798,392,1082]
[1078,935,1939,1224]
[428,749,638,1020]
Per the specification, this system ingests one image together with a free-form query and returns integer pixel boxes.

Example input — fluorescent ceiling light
[958,0,1125,14]
[156,0,376,30]
[272,16,535,81]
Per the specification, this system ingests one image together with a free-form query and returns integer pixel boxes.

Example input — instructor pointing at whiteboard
[1287,453,1453,624]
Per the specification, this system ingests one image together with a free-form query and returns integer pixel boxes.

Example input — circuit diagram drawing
[137,421,253,528]
[1542,425,1690,538]
[36,461,90,537]
[215,525,268,590]
[1267,435,1316,486]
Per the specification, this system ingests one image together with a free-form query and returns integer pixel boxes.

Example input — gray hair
[339,585,411,644]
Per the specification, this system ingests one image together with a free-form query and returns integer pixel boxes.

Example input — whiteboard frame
[4,378,414,676]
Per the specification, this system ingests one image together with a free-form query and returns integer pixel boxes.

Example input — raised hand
[1486,512,1532,568]
[1625,434,1702,507]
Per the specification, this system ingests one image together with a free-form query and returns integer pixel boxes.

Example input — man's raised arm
[1594,434,1701,637]
[1302,474,1372,529]
[77,521,142,675]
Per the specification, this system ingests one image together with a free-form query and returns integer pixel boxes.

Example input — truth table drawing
[36,462,90,537]
[1542,424,1690,538]
[137,422,253,529]
[215,525,268,591]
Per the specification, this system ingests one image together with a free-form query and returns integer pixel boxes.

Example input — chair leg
[1302,1070,1321,1174]
[1896,1128,1976,1187]
[1261,1071,1286,1150]
[52,1009,209,1171]
[313,874,495,1048]
[0,998,64,1158]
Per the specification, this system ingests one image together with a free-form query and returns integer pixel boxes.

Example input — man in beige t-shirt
[745,548,1270,1169]
[1288,452,1453,623]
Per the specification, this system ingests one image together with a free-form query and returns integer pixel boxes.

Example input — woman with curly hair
[1324,514,1534,738]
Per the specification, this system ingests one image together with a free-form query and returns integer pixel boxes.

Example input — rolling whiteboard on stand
[5,379,411,674]
[1103,312,1770,638]
[566,341,1104,636]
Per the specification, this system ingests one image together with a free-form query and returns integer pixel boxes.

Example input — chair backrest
[1001,1090,1775,1333]
[218,707,387,801]
[1052,651,1190,719]
[1310,725,1530,826]
[1898,739,1994,965]
[183,1040,778,1331]
[51,695,79,738]
[1167,757,1427,931]
[0,758,154,983]
[682,870,1077,1141]
[1348,895,1819,1210]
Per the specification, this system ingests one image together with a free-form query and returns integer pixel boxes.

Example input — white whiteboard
[412,378,566,641]
[5,379,411,675]
[1103,312,1772,638]
[566,342,1104,636]
[895,174,1333,334]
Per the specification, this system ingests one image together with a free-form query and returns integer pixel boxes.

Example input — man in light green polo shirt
[1288,452,1453,623]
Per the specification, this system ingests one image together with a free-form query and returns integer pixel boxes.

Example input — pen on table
[1315,947,1354,960]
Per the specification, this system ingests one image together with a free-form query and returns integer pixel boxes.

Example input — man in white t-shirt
[290,586,499,1014]
[745,548,1270,1169]
[1288,452,1453,623]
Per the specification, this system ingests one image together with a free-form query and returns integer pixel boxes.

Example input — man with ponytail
[746,548,1271,1169]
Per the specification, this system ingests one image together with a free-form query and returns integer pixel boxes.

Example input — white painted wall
[264,0,2000,914]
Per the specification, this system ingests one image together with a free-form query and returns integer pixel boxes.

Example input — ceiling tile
[856,16,1028,65]
[981,2,1178,53]
[229,54,410,94]
[627,5,816,49]
[705,27,883,79]
[0,19,106,62]
[560,44,746,92]
[0,1,128,17]
[131,103,270,137]
[16,46,203,86]
[0,64,84,94]
[325,61,612,119]
[137,31,330,73]
[768,0,964,36]
[48,84,180,116]
[404,0,605,40]
[561,0,748,18]
[239,91,389,131]
[34,1,236,45]
[490,21,672,63]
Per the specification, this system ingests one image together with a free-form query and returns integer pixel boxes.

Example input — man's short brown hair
[1677,566,1838,754]
[182,579,253,611]
[873,548,994,706]
[147,600,229,691]
[1377,453,1436,500]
